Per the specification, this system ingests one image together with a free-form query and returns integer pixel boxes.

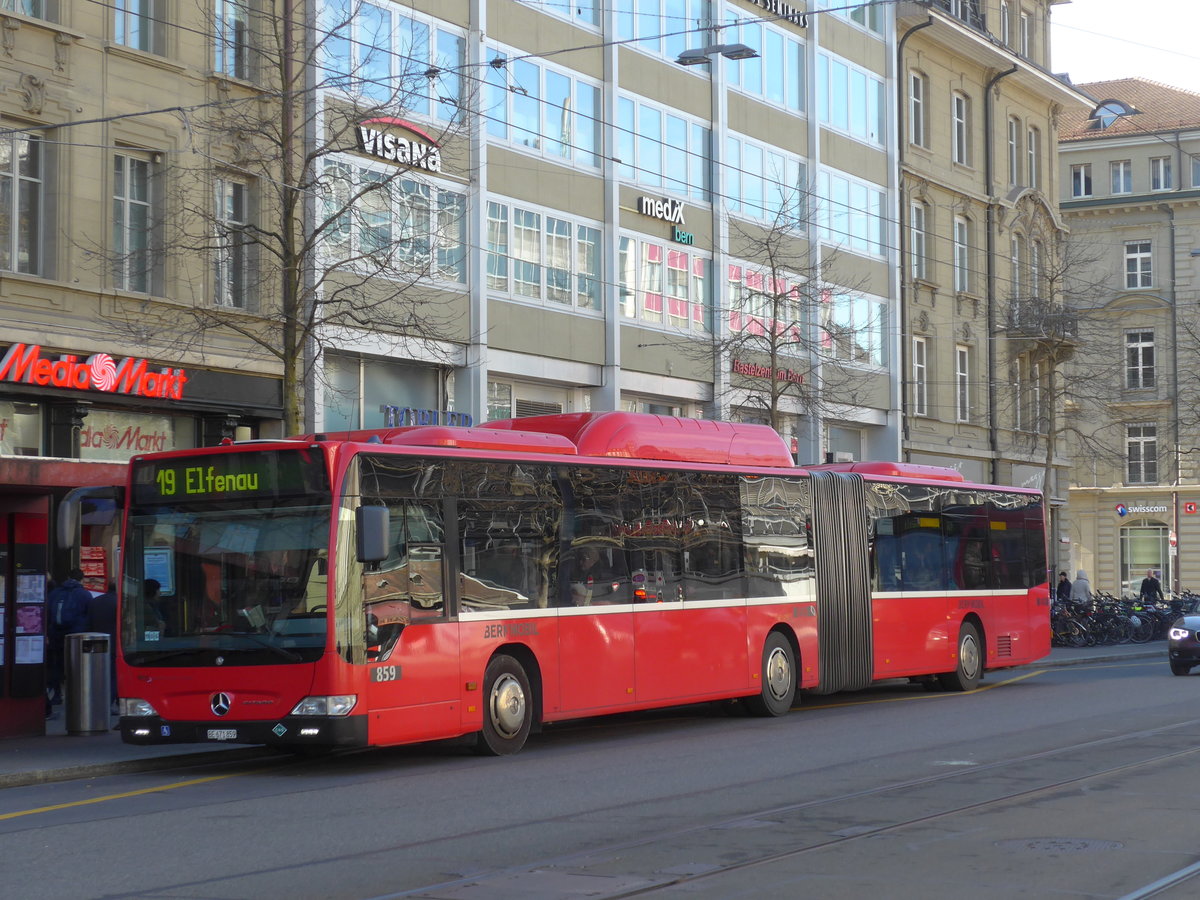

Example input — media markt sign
[354,117,443,173]
[0,343,188,400]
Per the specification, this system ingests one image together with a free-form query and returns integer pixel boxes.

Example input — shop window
[0,401,41,455]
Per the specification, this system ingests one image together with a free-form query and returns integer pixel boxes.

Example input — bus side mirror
[57,486,125,550]
[356,505,389,563]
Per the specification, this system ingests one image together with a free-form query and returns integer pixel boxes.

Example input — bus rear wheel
[938,622,983,691]
[745,632,796,717]
[475,655,533,756]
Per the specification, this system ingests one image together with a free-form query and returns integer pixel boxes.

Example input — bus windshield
[123,449,331,666]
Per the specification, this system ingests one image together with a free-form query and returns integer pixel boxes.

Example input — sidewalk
[0,642,1165,790]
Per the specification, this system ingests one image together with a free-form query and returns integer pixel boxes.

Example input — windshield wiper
[225,632,303,662]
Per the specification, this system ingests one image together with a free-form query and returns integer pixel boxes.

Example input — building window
[1071,163,1092,198]
[487,381,513,421]
[520,0,599,27]
[1126,423,1158,484]
[616,95,710,202]
[1026,126,1040,189]
[1019,10,1031,57]
[619,235,711,332]
[327,3,464,122]
[820,291,887,367]
[815,52,886,147]
[0,130,41,275]
[1015,356,1042,433]
[114,0,161,54]
[616,0,716,64]
[1193,155,1200,188]
[817,170,886,258]
[214,179,250,308]
[909,72,927,147]
[1010,234,1024,299]
[1124,240,1152,289]
[953,216,971,293]
[912,336,928,416]
[215,0,250,79]
[724,20,806,114]
[726,263,804,349]
[999,0,1010,45]
[1,0,44,17]
[1151,156,1173,191]
[1125,330,1156,390]
[952,93,970,165]
[910,201,927,281]
[1007,117,1020,185]
[113,152,155,293]
[837,3,884,33]
[726,135,806,224]
[1111,159,1132,194]
[487,200,601,310]
[325,160,467,283]
[955,345,971,422]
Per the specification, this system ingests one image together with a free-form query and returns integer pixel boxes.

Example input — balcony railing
[1005,301,1079,343]
[931,0,987,34]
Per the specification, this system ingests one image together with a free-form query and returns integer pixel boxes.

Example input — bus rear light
[290,695,357,717]
[120,698,159,717]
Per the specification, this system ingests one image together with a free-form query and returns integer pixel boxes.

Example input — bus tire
[938,622,983,691]
[745,632,796,717]
[475,655,533,756]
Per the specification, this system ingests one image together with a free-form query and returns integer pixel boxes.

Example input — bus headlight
[290,695,357,717]
[120,698,159,717]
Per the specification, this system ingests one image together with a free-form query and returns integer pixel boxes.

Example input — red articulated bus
[103,412,1048,755]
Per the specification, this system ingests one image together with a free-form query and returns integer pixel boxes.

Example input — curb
[0,746,283,790]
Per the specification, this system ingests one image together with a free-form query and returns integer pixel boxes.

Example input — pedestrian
[1056,571,1072,603]
[1138,568,1165,604]
[47,568,92,706]
[1069,568,1092,604]
[87,580,118,709]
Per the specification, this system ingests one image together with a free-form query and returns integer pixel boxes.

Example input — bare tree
[100,0,474,433]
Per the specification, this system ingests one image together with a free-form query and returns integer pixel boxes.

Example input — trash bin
[66,632,110,735]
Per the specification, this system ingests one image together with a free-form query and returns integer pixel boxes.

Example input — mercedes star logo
[211,692,232,717]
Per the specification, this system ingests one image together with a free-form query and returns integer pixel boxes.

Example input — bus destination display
[132,450,327,505]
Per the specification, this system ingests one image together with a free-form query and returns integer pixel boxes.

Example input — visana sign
[0,344,188,399]
[355,118,442,172]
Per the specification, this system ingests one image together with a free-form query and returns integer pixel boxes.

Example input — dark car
[1168,616,1200,675]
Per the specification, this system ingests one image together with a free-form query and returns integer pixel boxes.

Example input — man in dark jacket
[1139,569,1165,603]
[87,581,118,707]
[1056,571,1072,603]
[47,569,92,705]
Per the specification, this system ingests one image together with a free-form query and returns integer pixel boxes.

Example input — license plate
[207,729,238,741]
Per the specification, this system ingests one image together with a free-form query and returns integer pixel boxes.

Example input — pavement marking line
[798,668,1047,711]
[0,770,251,821]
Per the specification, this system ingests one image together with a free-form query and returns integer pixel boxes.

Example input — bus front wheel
[475,655,533,756]
[745,632,796,717]
[938,622,983,691]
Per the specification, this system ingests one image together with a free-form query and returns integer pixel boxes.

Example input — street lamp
[675,43,759,66]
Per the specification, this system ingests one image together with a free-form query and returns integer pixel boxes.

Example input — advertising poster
[16,604,43,634]
[15,635,43,664]
[17,572,44,604]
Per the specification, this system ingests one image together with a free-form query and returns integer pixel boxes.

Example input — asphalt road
[3,656,1199,899]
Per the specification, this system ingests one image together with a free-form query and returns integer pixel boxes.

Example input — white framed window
[1071,163,1092,198]
[999,0,1010,45]
[1,1,46,18]
[912,336,928,416]
[1019,10,1031,57]
[726,134,806,225]
[1026,126,1040,189]
[113,152,155,293]
[817,169,886,258]
[815,51,886,147]
[618,235,712,332]
[724,19,807,114]
[1193,155,1200,188]
[820,290,887,367]
[1124,240,1152,289]
[1015,356,1042,432]
[1030,240,1042,298]
[616,0,715,65]
[909,201,927,281]
[1010,234,1025,299]
[726,262,804,351]
[487,48,602,169]
[834,3,884,34]
[1126,424,1158,484]
[953,216,971,293]
[1007,117,1020,185]
[908,72,927,147]
[1125,330,1156,390]
[324,159,467,283]
[1151,156,1173,191]
[0,130,41,275]
[520,0,599,27]
[215,0,251,79]
[326,3,464,123]
[487,199,602,311]
[955,344,971,423]
[952,93,970,165]
[115,0,162,54]
[214,178,250,308]
[616,94,710,202]
[1111,159,1132,194]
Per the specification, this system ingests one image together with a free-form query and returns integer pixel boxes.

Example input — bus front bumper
[119,714,368,749]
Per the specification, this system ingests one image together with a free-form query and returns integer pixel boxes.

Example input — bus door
[364,500,460,743]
